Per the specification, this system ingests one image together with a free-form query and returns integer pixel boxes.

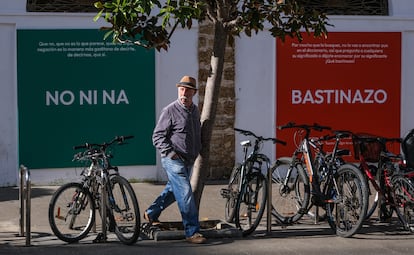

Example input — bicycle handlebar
[317,130,353,141]
[354,135,402,144]
[73,135,135,150]
[277,122,332,132]
[234,128,286,145]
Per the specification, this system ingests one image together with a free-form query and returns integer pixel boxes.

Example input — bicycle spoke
[48,183,95,243]
[392,176,414,232]
[326,165,367,238]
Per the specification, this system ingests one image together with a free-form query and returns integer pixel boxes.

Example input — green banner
[17,29,156,168]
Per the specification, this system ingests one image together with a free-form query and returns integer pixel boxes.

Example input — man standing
[144,75,206,244]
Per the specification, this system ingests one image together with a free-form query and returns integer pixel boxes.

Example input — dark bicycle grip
[312,123,331,131]
[234,128,246,133]
[122,135,134,140]
[277,122,295,130]
[234,128,254,137]
[73,143,88,150]
[275,139,287,146]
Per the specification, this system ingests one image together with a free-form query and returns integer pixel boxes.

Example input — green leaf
[94,1,103,9]
[104,30,114,40]
[93,9,104,22]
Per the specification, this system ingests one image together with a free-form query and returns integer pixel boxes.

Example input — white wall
[390,0,414,16]
[1,0,414,186]
[155,29,199,180]
[0,23,17,187]
[235,33,276,163]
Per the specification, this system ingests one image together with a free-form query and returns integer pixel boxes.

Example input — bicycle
[220,128,286,236]
[352,133,414,232]
[271,123,368,237]
[351,133,401,219]
[48,136,141,244]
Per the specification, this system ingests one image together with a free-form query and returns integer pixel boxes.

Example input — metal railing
[19,165,31,246]
[267,168,272,233]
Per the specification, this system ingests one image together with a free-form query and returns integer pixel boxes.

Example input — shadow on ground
[0,186,56,202]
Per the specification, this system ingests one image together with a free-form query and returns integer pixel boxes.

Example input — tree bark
[191,21,228,209]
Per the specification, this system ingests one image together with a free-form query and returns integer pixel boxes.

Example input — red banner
[276,32,401,158]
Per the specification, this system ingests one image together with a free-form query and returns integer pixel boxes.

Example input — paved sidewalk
[2,182,414,255]
[0,182,238,243]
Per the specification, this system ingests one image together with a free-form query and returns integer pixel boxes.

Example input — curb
[142,220,242,241]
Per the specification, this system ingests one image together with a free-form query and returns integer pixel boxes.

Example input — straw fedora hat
[176,75,197,90]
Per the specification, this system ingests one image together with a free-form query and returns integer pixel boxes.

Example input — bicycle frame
[237,138,273,226]
[353,136,402,213]
[223,128,285,236]
[238,140,272,191]
[48,135,139,244]
[282,128,331,196]
[74,136,134,241]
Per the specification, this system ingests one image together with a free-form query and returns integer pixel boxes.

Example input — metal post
[267,167,272,234]
[314,206,319,224]
[19,167,25,237]
[19,165,31,246]
[101,177,107,242]
[26,172,31,246]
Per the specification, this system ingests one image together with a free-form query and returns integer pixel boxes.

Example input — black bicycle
[221,128,286,236]
[271,123,368,237]
[48,136,141,244]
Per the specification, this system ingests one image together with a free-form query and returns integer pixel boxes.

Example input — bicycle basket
[352,134,385,163]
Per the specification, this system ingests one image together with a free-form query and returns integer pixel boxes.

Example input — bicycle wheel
[271,157,310,224]
[223,163,242,223]
[391,175,414,232]
[108,175,141,244]
[325,163,368,238]
[48,182,95,243]
[234,171,267,236]
[365,165,379,220]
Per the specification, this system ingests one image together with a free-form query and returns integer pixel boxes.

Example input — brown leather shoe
[186,233,206,244]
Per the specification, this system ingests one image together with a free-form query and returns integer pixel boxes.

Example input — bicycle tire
[108,175,141,244]
[325,163,368,238]
[365,165,379,220]
[234,171,267,236]
[48,182,95,243]
[271,157,310,224]
[391,175,414,232]
[224,164,242,223]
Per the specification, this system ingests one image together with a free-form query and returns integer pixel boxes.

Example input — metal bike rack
[93,172,108,243]
[267,168,272,234]
[101,178,108,242]
[19,165,31,246]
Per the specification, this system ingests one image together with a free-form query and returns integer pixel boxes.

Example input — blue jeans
[146,157,200,237]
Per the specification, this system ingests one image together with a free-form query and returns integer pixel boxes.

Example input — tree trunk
[191,21,228,209]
